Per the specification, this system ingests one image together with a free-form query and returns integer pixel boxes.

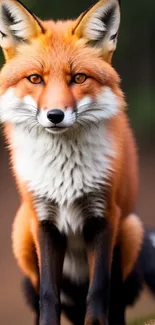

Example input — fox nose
[47,109,65,124]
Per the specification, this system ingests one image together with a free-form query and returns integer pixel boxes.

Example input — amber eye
[27,74,43,84]
[72,73,87,84]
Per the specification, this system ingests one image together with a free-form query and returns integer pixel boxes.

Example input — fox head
[0,0,124,135]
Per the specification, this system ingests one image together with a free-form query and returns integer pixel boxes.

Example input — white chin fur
[46,127,68,134]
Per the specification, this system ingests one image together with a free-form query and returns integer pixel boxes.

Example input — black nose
[47,109,65,124]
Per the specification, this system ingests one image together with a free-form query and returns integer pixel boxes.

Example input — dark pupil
[33,76,39,82]
[77,74,83,82]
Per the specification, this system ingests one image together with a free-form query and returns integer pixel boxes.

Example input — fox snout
[37,107,77,134]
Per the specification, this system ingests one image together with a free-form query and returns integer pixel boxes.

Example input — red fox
[0,0,144,324]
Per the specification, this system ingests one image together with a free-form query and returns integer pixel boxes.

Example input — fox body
[0,0,143,324]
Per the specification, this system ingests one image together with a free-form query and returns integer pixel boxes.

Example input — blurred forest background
[0,0,155,324]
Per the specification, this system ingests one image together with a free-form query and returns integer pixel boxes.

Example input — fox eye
[72,73,87,84]
[27,74,43,84]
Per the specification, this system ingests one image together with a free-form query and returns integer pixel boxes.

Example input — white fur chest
[12,124,115,232]
[13,125,115,201]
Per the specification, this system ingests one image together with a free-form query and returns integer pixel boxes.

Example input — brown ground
[0,136,154,324]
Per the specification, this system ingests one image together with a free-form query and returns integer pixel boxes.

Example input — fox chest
[12,127,115,283]
[13,127,115,231]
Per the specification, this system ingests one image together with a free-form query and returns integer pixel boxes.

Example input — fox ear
[74,0,120,62]
[0,0,44,57]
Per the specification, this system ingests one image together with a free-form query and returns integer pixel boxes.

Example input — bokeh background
[0,0,155,324]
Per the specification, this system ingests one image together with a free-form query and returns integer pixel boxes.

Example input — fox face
[0,0,123,135]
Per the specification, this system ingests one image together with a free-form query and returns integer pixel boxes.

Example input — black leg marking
[22,276,39,314]
[39,221,66,325]
[109,246,125,325]
[83,217,111,325]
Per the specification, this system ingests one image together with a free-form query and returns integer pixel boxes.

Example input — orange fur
[119,214,143,280]
[0,0,143,303]
[12,202,39,289]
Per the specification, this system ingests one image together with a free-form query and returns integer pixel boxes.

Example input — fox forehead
[10,24,111,73]
[0,31,120,95]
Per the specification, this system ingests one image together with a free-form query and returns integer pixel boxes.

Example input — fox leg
[83,204,120,325]
[109,245,125,325]
[37,220,66,325]
[109,213,144,325]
